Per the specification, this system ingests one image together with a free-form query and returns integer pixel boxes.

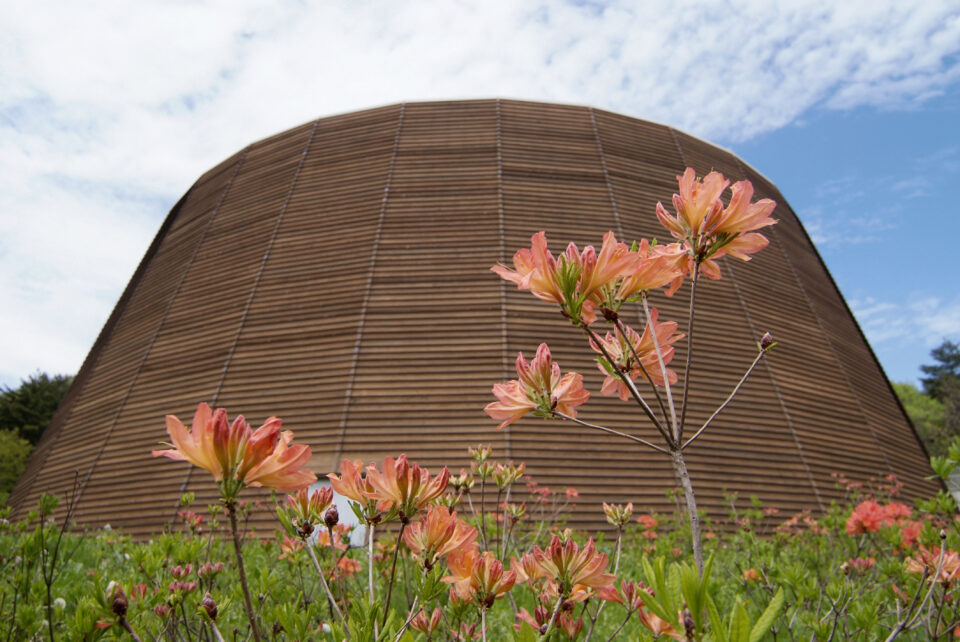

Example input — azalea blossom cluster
[152,403,316,501]
[846,499,922,548]
[485,167,776,434]
[328,454,449,523]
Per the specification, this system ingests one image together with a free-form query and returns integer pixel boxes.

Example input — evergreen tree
[921,340,960,402]
[0,372,73,445]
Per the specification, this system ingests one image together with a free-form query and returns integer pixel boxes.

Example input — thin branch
[612,317,669,424]
[380,522,408,629]
[887,531,947,641]
[641,296,679,442]
[553,411,669,454]
[304,542,349,636]
[682,349,766,451]
[580,322,673,447]
[678,262,700,438]
[393,597,420,641]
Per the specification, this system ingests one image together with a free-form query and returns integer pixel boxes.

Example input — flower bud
[201,593,218,621]
[760,332,774,350]
[324,506,339,529]
[111,589,128,617]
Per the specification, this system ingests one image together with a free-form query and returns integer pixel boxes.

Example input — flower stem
[367,521,378,639]
[678,261,700,438]
[381,522,407,629]
[581,323,672,446]
[642,296,679,442]
[584,527,622,642]
[305,540,350,637]
[118,616,143,642]
[670,447,703,575]
[612,317,669,425]
[682,349,766,450]
[541,596,564,639]
[553,411,668,454]
[226,501,262,642]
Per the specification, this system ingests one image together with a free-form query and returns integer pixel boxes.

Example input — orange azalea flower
[617,239,686,299]
[713,180,777,237]
[287,486,333,528]
[529,535,617,602]
[840,557,876,575]
[906,546,960,584]
[485,343,589,429]
[493,231,638,324]
[403,505,478,570]
[591,311,683,399]
[364,455,449,519]
[334,557,362,579]
[328,459,375,505]
[656,168,728,240]
[638,608,686,641]
[492,231,565,305]
[410,608,443,636]
[846,499,891,535]
[558,613,584,639]
[315,529,348,551]
[563,231,637,307]
[153,403,315,498]
[742,568,761,581]
[278,536,304,561]
[444,549,517,607]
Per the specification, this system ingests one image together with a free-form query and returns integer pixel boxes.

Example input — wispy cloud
[1,0,960,385]
[851,294,960,348]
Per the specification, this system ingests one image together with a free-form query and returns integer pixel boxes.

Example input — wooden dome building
[9,100,935,536]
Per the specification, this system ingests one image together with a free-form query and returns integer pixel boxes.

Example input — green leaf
[706,596,728,642]
[728,601,751,642]
[514,621,539,642]
[749,588,784,642]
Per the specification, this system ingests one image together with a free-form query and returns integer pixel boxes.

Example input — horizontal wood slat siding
[10,100,936,537]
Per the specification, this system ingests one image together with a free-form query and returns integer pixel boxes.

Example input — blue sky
[1,0,958,390]
[734,85,960,385]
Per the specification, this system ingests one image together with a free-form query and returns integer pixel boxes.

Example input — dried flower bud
[760,332,774,350]
[324,506,339,529]
[201,593,218,621]
[298,520,314,538]
[111,588,128,617]
[683,606,695,639]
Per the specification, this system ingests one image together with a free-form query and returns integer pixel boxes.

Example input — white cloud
[851,295,960,348]
[1,0,959,386]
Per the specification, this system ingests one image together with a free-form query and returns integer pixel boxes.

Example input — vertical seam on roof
[732,158,895,479]
[174,119,322,507]
[329,103,406,470]
[591,107,664,431]
[69,146,251,515]
[496,99,512,461]
[724,260,826,511]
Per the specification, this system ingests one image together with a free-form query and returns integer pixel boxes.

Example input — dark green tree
[0,429,33,505]
[921,340,960,402]
[894,382,949,457]
[0,372,72,504]
[0,372,73,445]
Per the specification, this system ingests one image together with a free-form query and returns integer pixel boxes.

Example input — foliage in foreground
[2,450,960,641]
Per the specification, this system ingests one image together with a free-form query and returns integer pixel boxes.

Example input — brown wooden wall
[8,100,935,537]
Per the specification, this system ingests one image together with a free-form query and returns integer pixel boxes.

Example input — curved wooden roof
[9,99,935,536]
